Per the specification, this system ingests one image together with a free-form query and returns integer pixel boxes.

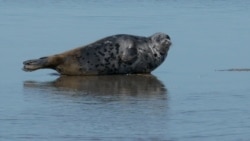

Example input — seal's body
[23,33,171,75]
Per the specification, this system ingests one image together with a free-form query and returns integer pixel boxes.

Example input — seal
[23,32,171,75]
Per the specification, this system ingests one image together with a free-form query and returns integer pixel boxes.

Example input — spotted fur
[23,33,171,75]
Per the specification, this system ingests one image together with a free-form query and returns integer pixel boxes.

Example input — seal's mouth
[163,38,172,47]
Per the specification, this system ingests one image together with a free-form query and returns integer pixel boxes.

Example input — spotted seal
[23,32,172,75]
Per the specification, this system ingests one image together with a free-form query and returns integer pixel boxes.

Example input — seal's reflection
[24,74,167,99]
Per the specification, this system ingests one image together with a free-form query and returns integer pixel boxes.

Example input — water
[1,0,250,140]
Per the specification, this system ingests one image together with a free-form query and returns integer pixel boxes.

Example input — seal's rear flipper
[23,57,49,72]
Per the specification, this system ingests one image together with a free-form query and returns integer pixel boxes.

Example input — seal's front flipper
[23,57,49,72]
[120,45,138,65]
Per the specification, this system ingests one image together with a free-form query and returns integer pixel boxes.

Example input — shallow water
[1,0,250,140]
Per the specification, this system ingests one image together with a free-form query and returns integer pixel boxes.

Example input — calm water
[1,0,250,140]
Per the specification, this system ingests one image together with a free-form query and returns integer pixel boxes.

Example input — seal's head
[150,32,172,56]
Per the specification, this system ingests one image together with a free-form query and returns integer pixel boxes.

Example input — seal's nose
[166,35,171,40]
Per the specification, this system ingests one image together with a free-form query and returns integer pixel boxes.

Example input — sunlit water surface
[1,0,250,140]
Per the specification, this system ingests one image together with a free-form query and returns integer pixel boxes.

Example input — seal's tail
[23,57,49,72]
